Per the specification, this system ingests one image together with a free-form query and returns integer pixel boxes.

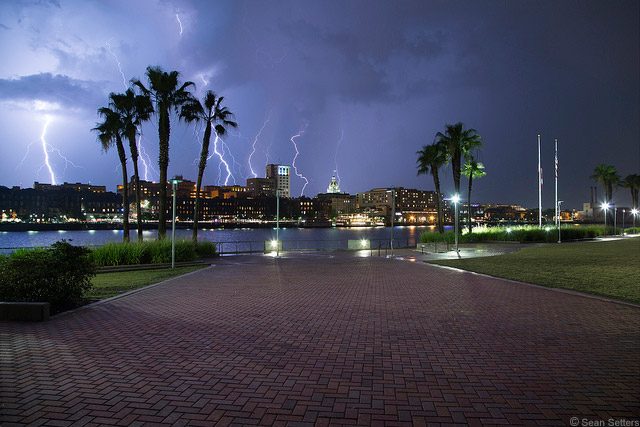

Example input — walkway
[1,252,639,425]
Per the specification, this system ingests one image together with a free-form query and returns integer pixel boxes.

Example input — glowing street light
[170,177,183,269]
[602,202,610,236]
[451,194,460,252]
[632,208,638,229]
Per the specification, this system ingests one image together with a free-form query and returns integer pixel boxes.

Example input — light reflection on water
[0,225,452,252]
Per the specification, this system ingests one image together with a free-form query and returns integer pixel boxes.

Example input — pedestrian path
[1,252,638,425]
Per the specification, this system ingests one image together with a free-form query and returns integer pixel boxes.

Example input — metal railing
[212,237,420,255]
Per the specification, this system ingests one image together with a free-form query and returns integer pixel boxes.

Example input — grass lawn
[87,265,208,299]
[428,238,640,303]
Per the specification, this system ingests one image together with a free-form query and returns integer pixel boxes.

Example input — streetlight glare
[451,195,460,204]
[602,203,610,210]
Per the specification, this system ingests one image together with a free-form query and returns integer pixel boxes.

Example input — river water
[0,225,452,253]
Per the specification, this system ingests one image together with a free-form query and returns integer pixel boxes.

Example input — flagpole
[538,134,542,229]
[555,138,558,228]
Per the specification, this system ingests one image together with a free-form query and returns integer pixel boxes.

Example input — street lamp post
[390,188,395,257]
[602,203,610,236]
[170,177,183,269]
[452,195,460,252]
[557,200,563,243]
[632,208,638,229]
[276,189,280,258]
[613,204,616,236]
[622,209,625,231]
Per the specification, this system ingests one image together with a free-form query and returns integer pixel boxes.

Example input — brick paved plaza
[1,253,639,425]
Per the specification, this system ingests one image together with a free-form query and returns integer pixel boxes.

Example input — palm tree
[462,158,486,233]
[132,66,194,239]
[180,91,237,244]
[417,141,448,233]
[108,89,153,242]
[622,173,640,209]
[590,164,621,203]
[434,122,483,197]
[93,108,130,242]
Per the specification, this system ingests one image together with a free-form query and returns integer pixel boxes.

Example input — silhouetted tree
[180,91,237,244]
[462,158,486,233]
[417,142,448,233]
[132,66,194,239]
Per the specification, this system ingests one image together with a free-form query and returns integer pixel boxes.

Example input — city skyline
[0,1,638,211]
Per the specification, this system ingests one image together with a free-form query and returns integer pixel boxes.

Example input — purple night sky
[0,0,638,210]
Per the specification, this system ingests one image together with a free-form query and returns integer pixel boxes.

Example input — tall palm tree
[590,164,621,203]
[108,88,153,242]
[93,108,130,242]
[434,122,483,196]
[417,142,448,233]
[462,158,486,233]
[622,173,640,209]
[180,91,238,244]
[132,66,194,239]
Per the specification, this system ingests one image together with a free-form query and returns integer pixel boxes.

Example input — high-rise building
[266,164,290,198]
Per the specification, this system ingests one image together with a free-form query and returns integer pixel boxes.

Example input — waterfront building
[266,164,290,198]
[247,178,276,197]
[34,181,107,193]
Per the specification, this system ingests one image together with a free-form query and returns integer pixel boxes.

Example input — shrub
[0,241,96,312]
[419,225,609,244]
[624,227,640,234]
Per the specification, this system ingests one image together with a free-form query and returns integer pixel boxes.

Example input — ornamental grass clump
[89,240,216,267]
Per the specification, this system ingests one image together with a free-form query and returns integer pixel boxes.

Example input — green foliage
[624,227,640,234]
[0,241,96,311]
[420,225,609,244]
[89,240,217,267]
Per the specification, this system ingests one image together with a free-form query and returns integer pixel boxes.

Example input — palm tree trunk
[453,152,461,195]
[193,122,212,244]
[132,157,143,242]
[116,142,130,243]
[432,170,444,234]
[157,106,170,239]
[467,175,473,234]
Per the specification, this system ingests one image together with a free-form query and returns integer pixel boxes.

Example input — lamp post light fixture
[613,203,616,236]
[387,188,396,257]
[602,202,610,236]
[170,177,183,269]
[451,194,460,252]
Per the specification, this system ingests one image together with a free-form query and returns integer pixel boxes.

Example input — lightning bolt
[17,141,38,170]
[334,125,344,186]
[222,140,245,184]
[49,146,83,177]
[137,134,158,181]
[106,39,127,90]
[212,133,233,186]
[248,115,270,178]
[40,116,56,185]
[290,124,309,197]
[176,14,183,38]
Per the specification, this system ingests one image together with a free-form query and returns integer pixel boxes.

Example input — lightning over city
[248,115,270,178]
[333,124,344,186]
[106,39,128,90]
[290,124,309,196]
[176,14,183,38]
[212,133,233,186]
[40,116,56,185]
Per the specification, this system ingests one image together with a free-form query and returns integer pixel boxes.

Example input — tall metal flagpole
[555,138,558,228]
[538,134,542,228]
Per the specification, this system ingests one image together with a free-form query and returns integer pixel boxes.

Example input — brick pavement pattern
[1,254,639,426]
